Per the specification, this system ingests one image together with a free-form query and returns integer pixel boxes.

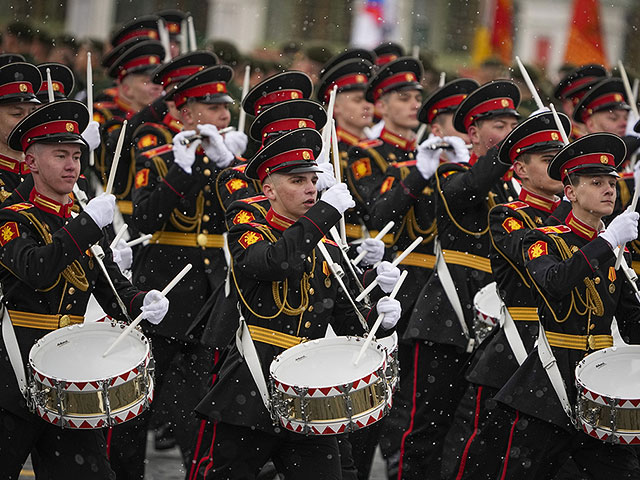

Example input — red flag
[564,0,608,67]
[490,0,513,65]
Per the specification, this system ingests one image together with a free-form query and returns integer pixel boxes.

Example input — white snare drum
[473,282,503,343]
[269,336,391,435]
[28,321,154,429]
[378,331,399,392]
[575,345,640,444]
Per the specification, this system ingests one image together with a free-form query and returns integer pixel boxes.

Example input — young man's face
[0,103,37,148]
[585,108,628,137]
[181,102,231,131]
[468,114,519,156]
[263,171,318,220]
[120,73,163,111]
[377,89,422,131]
[513,150,563,198]
[334,90,373,132]
[25,143,82,199]
[430,112,470,143]
[566,174,617,219]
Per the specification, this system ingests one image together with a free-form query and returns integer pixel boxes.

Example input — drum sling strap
[537,323,574,423]
[1,300,27,399]
[235,313,271,410]
[501,304,529,365]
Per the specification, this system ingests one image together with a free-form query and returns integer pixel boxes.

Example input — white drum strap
[235,315,270,410]
[1,303,27,398]
[537,324,574,422]
[435,239,475,352]
[222,232,231,298]
[510,177,522,196]
[501,304,529,365]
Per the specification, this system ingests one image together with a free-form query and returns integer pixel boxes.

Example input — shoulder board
[621,171,634,179]
[94,101,117,110]
[232,163,248,172]
[247,221,267,229]
[3,202,33,212]
[239,195,268,204]
[391,160,417,168]
[357,138,383,149]
[535,225,571,234]
[503,201,529,211]
[438,163,467,177]
[141,144,173,158]
[321,237,338,247]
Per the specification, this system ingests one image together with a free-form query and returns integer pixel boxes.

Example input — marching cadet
[420,78,478,143]
[398,80,521,479]
[0,99,169,479]
[158,9,190,58]
[444,112,571,479]
[492,133,640,479]
[373,41,404,67]
[35,62,75,104]
[189,128,402,479]
[573,77,631,139]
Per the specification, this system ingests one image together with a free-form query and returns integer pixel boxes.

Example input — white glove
[172,130,201,174]
[375,261,401,293]
[112,239,133,272]
[84,193,116,229]
[356,238,385,266]
[320,183,355,214]
[223,130,248,156]
[600,208,640,248]
[198,124,234,168]
[377,296,401,330]
[316,162,337,192]
[416,134,444,180]
[625,110,640,138]
[442,135,470,163]
[141,289,169,325]
[529,106,551,117]
[81,121,101,152]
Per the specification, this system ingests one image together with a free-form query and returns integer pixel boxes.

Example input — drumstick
[46,68,54,103]
[187,16,197,52]
[157,19,171,63]
[352,221,394,265]
[618,60,639,117]
[355,236,422,302]
[237,65,250,133]
[354,270,408,366]
[180,19,188,55]
[87,51,95,166]
[515,56,544,110]
[416,123,428,144]
[549,104,569,145]
[439,72,446,88]
[125,234,153,248]
[329,227,365,293]
[103,263,192,357]
[319,86,338,164]
[109,223,128,249]
[330,119,347,245]
[105,120,127,195]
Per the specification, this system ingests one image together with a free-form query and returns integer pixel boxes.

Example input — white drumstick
[187,16,197,52]
[354,270,408,366]
[355,236,423,302]
[157,19,171,63]
[105,120,127,195]
[46,68,54,103]
[87,51,95,167]
[125,234,153,248]
[330,119,347,245]
[319,86,338,164]
[416,123,428,143]
[237,65,251,133]
[352,220,394,265]
[180,19,188,55]
[515,56,544,110]
[439,71,446,88]
[109,223,128,249]
[549,104,569,145]
[103,263,192,357]
[618,60,639,117]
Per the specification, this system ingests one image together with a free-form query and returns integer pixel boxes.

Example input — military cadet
[189,128,402,479]
[490,133,640,479]
[35,62,75,104]
[0,99,169,479]
[397,80,521,479]
[373,42,404,67]
[574,78,631,139]
[158,9,190,58]
[443,112,571,479]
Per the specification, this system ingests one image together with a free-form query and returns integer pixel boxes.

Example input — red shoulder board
[321,237,338,247]
[380,176,395,194]
[137,133,159,150]
[351,157,372,180]
[3,202,32,212]
[527,240,548,260]
[621,171,634,179]
[94,101,116,110]
[232,163,248,172]
[240,195,268,204]
[141,144,173,158]
[357,138,383,149]
[535,225,571,234]
[503,201,528,211]
[135,169,150,188]
[392,160,417,168]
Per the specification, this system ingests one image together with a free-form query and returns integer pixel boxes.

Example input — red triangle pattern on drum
[90,381,101,389]
[74,382,87,390]
[319,387,332,396]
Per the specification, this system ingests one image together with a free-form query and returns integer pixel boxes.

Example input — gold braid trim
[152,155,168,177]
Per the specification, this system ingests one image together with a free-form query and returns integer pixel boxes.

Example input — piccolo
[425,142,473,150]
[179,126,236,145]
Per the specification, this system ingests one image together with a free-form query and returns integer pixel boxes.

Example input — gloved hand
[84,193,116,229]
[626,110,640,138]
[375,261,401,293]
[377,296,401,330]
[442,135,470,163]
[356,238,385,266]
[529,106,551,117]
[316,162,337,192]
[198,124,235,168]
[172,130,201,174]
[141,290,169,325]
[223,130,248,156]
[416,134,444,179]
[600,208,640,248]
[81,121,101,151]
[320,183,355,214]
[112,239,133,272]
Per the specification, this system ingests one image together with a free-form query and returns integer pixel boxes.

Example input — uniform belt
[117,200,133,215]
[545,331,613,351]
[247,325,305,349]
[398,251,436,269]
[150,231,225,248]
[345,223,394,244]
[442,249,492,273]
[8,310,84,330]
[633,260,640,277]
[507,307,539,322]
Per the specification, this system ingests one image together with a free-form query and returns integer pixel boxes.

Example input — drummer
[188,128,402,479]
[490,133,640,478]
[0,99,169,479]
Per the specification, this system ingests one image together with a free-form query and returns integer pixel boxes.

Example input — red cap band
[464,97,516,130]
[39,81,65,95]
[21,120,80,151]
[253,89,303,115]
[324,73,368,102]
[509,130,562,162]
[373,72,418,101]
[559,76,598,99]
[0,81,34,97]
[117,29,158,45]
[173,81,229,108]
[160,65,205,87]
[257,148,315,182]
[560,152,615,180]
[376,54,398,66]
[118,55,161,81]
[581,92,628,121]
[261,118,317,140]
[427,93,468,123]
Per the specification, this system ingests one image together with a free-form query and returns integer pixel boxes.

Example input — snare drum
[378,331,399,392]
[473,282,503,343]
[28,321,154,429]
[575,345,640,444]
[269,336,391,435]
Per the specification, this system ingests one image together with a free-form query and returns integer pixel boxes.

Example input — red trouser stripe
[202,421,218,478]
[455,385,484,480]
[106,426,113,459]
[499,410,520,480]
[397,341,421,479]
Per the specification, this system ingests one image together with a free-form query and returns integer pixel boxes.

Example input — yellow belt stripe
[345,223,394,244]
[247,325,303,349]
[398,252,436,269]
[633,261,640,277]
[9,310,84,330]
[442,249,492,273]
[507,307,539,322]
[117,200,133,215]
[545,331,613,351]
[150,231,225,248]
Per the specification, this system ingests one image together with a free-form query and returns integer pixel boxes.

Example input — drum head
[270,336,385,388]
[474,282,502,319]
[576,346,640,400]
[29,322,149,382]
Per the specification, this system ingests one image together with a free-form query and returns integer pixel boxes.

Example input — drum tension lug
[609,397,619,444]
[339,383,355,432]
[103,380,112,426]
[55,381,67,429]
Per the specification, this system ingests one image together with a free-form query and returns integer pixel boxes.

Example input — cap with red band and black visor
[250,99,327,146]
[107,40,165,81]
[553,64,608,106]
[151,51,219,90]
[572,78,629,124]
[0,62,42,105]
[418,78,479,125]
[317,58,374,105]
[110,15,160,48]
[365,57,423,104]
[318,48,376,81]
[452,80,521,134]
[373,42,404,67]
[36,62,75,103]
[242,71,313,118]
[165,64,234,108]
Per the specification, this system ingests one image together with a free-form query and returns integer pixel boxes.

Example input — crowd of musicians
[1,8,640,480]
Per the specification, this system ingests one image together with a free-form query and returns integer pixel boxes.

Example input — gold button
[204,169,211,177]
[206,200,212,206]
[304,321,311,328]
[203,214,210,222]
[59,315,71,327]
[204,258,210,266]
[202,229,209,234]
[594,277,601,284]
[589,324,595,331]
[309,288,315,295]
[197,234,208,247]
[65,304,72,311]
[308,305,314,312]
[68,287,76,295]
[204,185,211,192]
[203,156,210,164]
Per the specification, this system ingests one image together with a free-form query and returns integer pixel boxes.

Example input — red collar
[114,95,136,119]
[163,113,182,134]
[266,208,295,231]
[336,126,363,147]
[379,127,416,151]
[519,188,560,214]
[468,152,478,166]
[0,153,29,175]
[29,189,73,218]
[565,211,599,241]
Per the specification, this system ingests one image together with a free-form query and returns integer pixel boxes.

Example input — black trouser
[188,421,342,480]
[0,407,114,480]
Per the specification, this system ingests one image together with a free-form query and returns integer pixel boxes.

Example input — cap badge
[302,151,311,160]
[614,93,623,102]
[52,83,60,91]
[216,83,224,92]
[291,91,299,99]
[356,74,366,83]
[405,73,414,82]
[501,99,509,107]
[19,83,27,92]
[149,57,158,64]
[65,122,75,132]
[551,132,559,141]
[600,155,609,164]
[298,120,307,128]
